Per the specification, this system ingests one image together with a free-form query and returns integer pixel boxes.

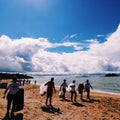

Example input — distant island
[0,72,33,80]
[105,73,119,77]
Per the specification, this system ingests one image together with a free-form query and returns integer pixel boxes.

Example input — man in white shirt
[70,80,77,103]
[4,76,20,117]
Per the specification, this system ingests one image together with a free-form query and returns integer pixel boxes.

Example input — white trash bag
[40,83,47,96]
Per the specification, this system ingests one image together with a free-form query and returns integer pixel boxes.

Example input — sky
[0,0,120,74]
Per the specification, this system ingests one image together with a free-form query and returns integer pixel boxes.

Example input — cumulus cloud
[53,41,83,51]
[0,24,120,74]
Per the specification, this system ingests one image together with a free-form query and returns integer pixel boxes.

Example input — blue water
[29,74,120,95]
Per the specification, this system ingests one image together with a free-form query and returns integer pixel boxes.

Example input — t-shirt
[78,83,84,91]
[70,83,76,92]
[85,83,91,90]
[61,82,68,89]
[7,82,20,95]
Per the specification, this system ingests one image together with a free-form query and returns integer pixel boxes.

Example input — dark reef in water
[105,73,119,77]
[0,72,33,79]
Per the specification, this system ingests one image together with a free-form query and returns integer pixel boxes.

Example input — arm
[44,81,48,86]
[53,83,56,93]
[60,83,63,91]
[70,84,75,88]
[66,83,68,88]
[3,88,9,98]
[90,84,93,89]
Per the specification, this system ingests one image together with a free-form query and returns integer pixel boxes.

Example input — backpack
[78,83,84,92]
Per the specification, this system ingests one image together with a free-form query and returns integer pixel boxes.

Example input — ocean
[29,73,120,95]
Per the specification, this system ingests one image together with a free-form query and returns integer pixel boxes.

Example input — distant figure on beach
[60,79,68,100]
[70,80,77,102]
[28,80,31,84]
[77,82,84,100]
[45,77,56,106]
[3,76,20,117]
[85,80,93,99]
[26,79,29,84]
[34,80,37,84]
[23,79,25,86]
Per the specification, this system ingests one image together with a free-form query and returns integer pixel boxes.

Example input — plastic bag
[59,90,63,98]
[40,83,47,96]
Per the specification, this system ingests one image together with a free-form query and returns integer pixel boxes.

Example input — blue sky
[0,0,120,74]
[1,0,120,40]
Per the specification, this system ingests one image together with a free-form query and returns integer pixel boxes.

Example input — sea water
[29,74,120,95]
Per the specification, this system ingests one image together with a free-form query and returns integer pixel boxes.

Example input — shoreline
[1,79,120,96]
[36,83,120,96]
[92,89,120,96]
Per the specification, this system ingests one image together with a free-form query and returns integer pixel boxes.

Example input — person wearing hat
[3,76,20,117]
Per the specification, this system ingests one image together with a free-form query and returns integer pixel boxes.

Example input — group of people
[60,79,93,102]
[3,76,93,117]
[44,77,93,106]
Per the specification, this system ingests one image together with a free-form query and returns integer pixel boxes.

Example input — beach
[0,84,120,120]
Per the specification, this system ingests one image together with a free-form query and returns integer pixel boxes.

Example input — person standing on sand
[77,82,84,100]
[85,79,93,99]
[34,80,37,84]
[70,80,77,103]
[3,76,20,117]
[45,77,56,106]
[60,79,68,100]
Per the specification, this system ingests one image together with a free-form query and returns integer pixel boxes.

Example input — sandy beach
[0,83,120,120]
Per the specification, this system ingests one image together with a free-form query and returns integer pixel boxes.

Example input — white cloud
[62,33,77,42]
[96,34,105,37]
[70,34,77,39]
[86,39,99,44]
[0,24,120,73]
[55,41,83,51]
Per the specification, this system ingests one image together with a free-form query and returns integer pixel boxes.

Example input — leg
[62,89,66,99]
[49,91,53,106]
[74,91,77,102]
[7,94,12,114]
[45,92,49,105]
[86,89,90,99]
[80,91,83,100]
[11,95,16,114]
[87,90,90,99]
[71,92,73,102]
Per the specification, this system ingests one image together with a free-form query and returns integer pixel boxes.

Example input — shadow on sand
[81,98,100,103]
[60,98,71,102]
[41,105,62,114]
[72,102,85,107]
[2,112,23,120]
